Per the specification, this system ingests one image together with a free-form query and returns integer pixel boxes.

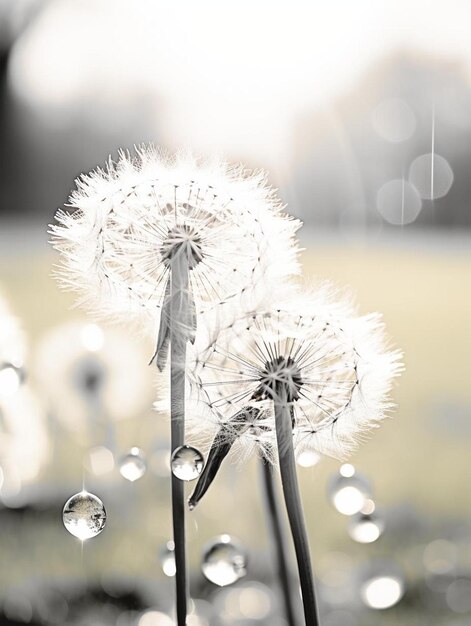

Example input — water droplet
[171,445,204,481]
[138,610,174,626]
[339,463,355,478]
[296,449,321,468]
[119,448,147,482]
[327,471,372,516]
[377,179,422,225]
[0,362,25,398]
[201,534,247,586]
[348,510,384,544]
[372,98,416,143]
[360,574,405,609]
[409,153,454,200]
[159,540,176,577]
[62,491,106,540]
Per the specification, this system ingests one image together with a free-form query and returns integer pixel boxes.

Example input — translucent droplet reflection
[171,445,204,481]
[138,610,174,626]
[296,449,321,468]
[361,575,405,609]
[372,98,416,143]
[119,448,147,482]
[159,540,176,577]
[201,534,247,586]
[409,153,454,200]
[377,179,422,226]
[0,362,25,398]
[62,491,106,540]
[348,510,384,544]
[328,469,371,516]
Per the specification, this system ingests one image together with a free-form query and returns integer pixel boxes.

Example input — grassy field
[0,232,470,623]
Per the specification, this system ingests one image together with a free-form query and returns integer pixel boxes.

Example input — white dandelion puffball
[188,287,403,461]
[50,147,301,331]
[34,321,156,432]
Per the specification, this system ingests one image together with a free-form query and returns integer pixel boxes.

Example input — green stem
[260,457,299,626]
[274,388,320,626]
[170,253,189,626]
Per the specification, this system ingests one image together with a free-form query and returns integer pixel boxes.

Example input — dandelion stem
[274,387,320,626]
[260,457,299,626]
[170,251,190,626]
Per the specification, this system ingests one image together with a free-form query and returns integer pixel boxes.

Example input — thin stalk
[260,457,298,626]
[274,387,320,626]
[170,252,190,626]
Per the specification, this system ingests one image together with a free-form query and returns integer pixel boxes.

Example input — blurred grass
[0,237,470,603]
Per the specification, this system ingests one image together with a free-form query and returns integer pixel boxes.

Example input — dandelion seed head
[34,321,156,432]
[50,146,301,332]
[188,286,403,461]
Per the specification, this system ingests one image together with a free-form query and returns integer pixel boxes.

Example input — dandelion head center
[254,355,303,403]
[160,224,204,269]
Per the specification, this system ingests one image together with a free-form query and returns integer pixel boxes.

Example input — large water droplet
[327,469,372,516]
[159,540,176,577]
[62,491,106,540]
[201,534,247,586]
[171,445,204,481]
[409,153,454,200]
[119,448,147,482]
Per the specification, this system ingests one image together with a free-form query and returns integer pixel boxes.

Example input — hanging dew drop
[348,509,385,544]
[327,468,372,516]
[159,540,176,577]
[201,534,247,586]
[62,491,106,540]
[171,445,204,481]
[119,448,147,482]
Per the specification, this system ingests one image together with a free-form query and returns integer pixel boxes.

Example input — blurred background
[0,1,470,624]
